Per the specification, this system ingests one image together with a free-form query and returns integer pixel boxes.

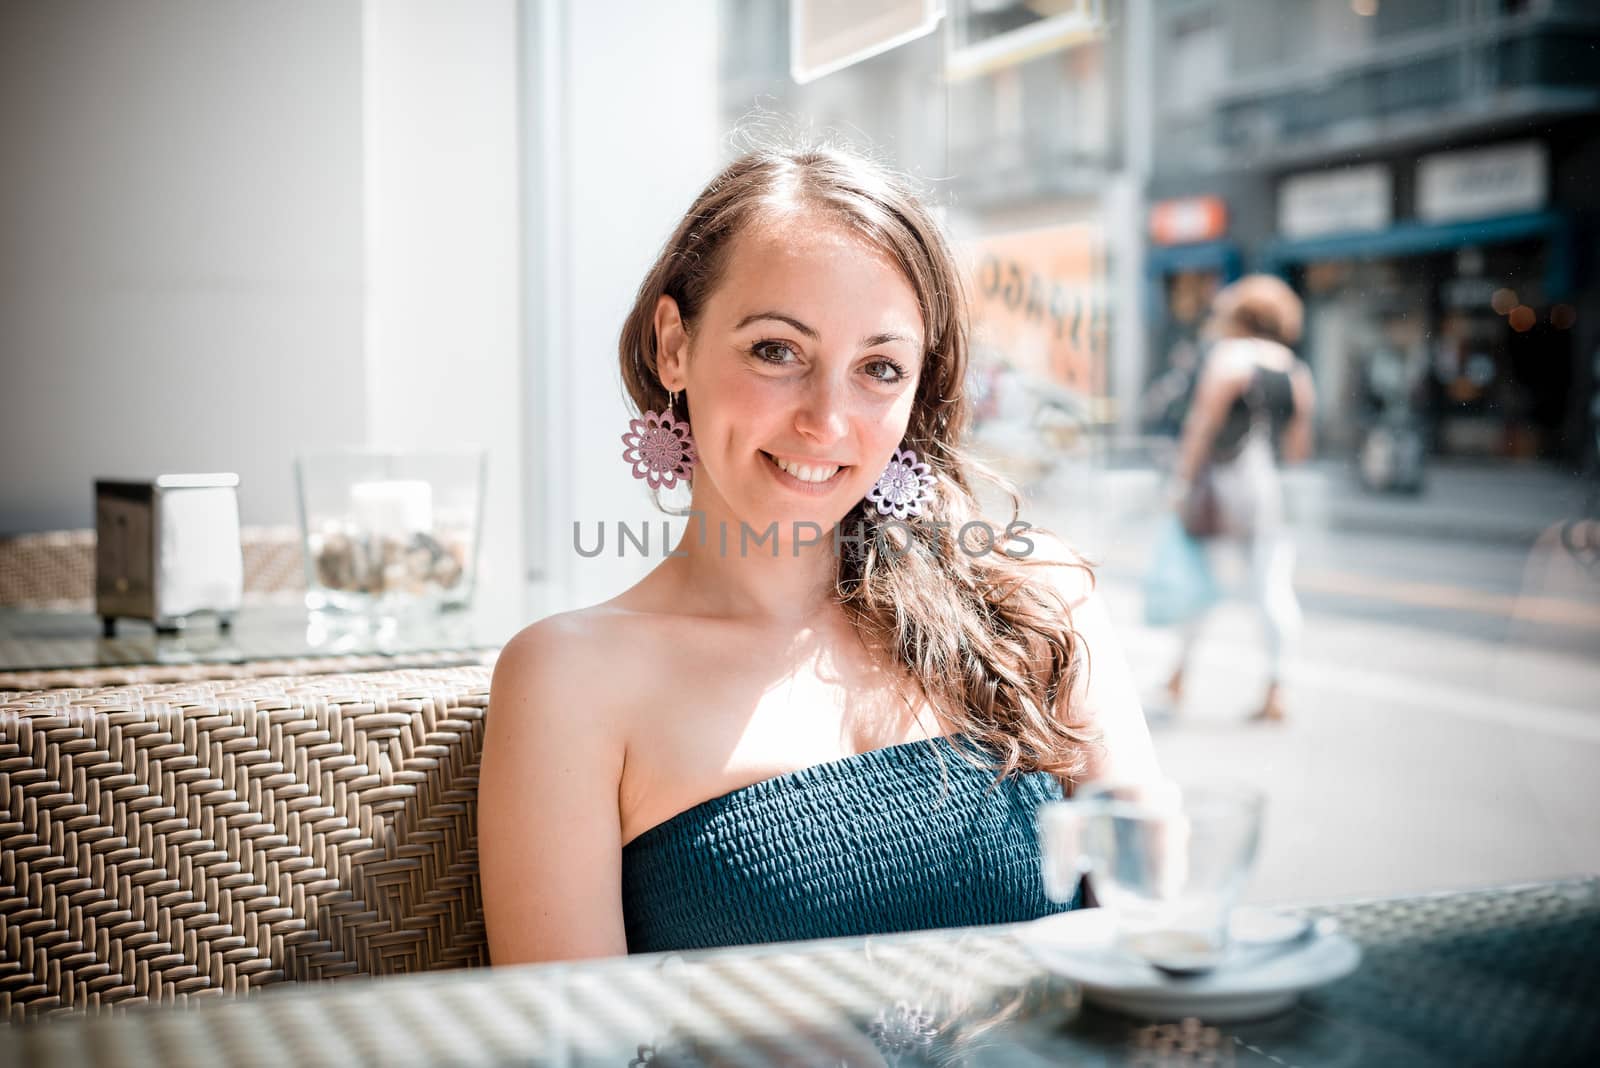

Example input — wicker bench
[0,665,493,1020]
[0,527,307,611]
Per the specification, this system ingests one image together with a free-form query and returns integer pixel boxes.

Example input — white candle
[349,480,434,538]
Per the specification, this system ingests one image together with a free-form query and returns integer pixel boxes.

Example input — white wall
[0,0,526,621]
[364,0,524,618]
[0,0,708,623]
[525,0,722,615]
[0,0,366,533]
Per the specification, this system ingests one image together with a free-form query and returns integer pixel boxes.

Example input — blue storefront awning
[1145,240,1242,279]
[1262,211,1564,266]
[1261,210,1575,299]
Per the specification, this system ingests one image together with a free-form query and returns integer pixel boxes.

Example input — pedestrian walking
[1161,275,1318,723]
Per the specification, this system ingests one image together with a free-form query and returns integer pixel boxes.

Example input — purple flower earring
[622,391,697,490]
[866,446,937,519]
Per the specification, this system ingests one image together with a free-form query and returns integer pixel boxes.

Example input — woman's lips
[761,451,850,494]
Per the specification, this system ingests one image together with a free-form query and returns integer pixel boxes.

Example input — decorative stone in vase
[295,448,485,615]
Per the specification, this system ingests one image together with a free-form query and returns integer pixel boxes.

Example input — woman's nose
[793,376,850,445]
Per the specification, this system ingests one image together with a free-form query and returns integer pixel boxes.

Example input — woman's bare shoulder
[499,604,619,671]
[1204,337,1265,375]
[491,604,652,737]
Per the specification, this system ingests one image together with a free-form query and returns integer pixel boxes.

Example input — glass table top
[0,599,523,678]
[9,878,1598,1067]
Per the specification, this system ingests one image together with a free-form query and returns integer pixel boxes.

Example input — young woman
[1167,275,1319,722]
[480,145,1158,964]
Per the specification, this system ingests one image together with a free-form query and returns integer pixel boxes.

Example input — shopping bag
[1142,515,1220,627]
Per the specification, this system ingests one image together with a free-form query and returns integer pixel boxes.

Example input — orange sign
[1149,195,1228,245]
[964,222,1107,394]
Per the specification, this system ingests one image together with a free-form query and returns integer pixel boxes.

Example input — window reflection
[716,0,1600,902]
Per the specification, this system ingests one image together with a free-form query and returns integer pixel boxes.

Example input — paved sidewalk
[1285,458,1593,546]
[1097,578,1600,905]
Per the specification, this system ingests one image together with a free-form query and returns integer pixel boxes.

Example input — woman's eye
[864,358,908,383]
[751,340,798,365]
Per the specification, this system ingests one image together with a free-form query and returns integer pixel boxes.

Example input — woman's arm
[479,616,630,964]
[1066,585,1162,786]
[1032,539,1161,788]
[1279,362,1318,465]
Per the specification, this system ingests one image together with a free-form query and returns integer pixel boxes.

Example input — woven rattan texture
[0,665,493,1020]
[0,527,307,609]
[0,648,498,694]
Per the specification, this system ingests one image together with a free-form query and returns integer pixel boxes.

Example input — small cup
[1038,780,1264,973]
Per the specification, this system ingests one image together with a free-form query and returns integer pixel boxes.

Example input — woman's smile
[761,450,852,495]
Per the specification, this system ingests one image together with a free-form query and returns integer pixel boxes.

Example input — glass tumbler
[1038,780,1264,972]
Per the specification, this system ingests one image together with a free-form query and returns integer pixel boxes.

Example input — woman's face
[655,208,926,537]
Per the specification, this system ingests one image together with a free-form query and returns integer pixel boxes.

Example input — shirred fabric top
[620,733,1079,954]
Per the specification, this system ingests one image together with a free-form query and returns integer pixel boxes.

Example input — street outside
[1016,452,1600,907]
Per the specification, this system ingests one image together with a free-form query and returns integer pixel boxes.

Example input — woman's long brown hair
[618,143,1100,785]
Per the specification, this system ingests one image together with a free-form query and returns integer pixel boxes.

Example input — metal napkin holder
[95,474,244,636]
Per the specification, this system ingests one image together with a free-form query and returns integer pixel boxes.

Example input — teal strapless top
[620,733,1080,954]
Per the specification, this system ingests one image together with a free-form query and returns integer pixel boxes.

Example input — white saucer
[1016,908,1361,1022]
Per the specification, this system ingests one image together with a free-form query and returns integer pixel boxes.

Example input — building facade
[1145,0,1600,465]
[711,0,1600,468]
